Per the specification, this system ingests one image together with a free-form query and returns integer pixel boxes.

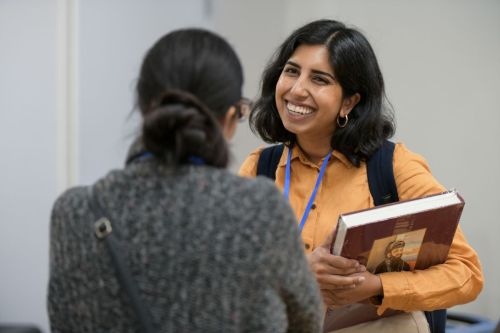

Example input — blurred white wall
[77,0,213,185]
[1,0,499,331]
[0,0,58,330]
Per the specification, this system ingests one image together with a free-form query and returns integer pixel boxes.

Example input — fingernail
[358,277,365,283]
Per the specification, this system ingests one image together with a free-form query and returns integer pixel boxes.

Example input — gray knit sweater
[47,144,322,333]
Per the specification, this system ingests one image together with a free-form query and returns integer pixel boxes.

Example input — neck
[296,135,332,165]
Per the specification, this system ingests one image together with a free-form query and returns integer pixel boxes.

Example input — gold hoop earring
[337,114,348,128]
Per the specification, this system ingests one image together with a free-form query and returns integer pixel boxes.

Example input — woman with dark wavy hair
[239,19,483,332]
[48,28,322,333]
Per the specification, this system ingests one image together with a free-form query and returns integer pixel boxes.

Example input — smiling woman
[275,44,360,164]
[239,19,483,333]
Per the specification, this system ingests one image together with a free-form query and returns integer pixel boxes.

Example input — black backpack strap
[256,144,285,180]
[366,140,446,333]
[366,140,399,205]
[425,310,447,333]
[88,187,156,333]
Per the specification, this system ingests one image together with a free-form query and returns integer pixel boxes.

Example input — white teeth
[287,102,314,115]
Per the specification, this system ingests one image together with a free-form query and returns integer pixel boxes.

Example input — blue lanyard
[135,151,154,161]
[284,146,332,233]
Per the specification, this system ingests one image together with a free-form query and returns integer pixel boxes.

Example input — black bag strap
[256,144,285,180]
[366,140,399,205]
[366,140,446,333]
[88,188,156,333]
[425,310,446,333]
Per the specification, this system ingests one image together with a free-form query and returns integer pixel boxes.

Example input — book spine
[332,219,347,256]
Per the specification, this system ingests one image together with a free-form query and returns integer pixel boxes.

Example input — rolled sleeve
[376,144,484,313]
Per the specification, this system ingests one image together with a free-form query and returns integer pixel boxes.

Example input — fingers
[309,247,366,276]
[321,271,383,307]
[317,273,365,290]
[323,256,366,275]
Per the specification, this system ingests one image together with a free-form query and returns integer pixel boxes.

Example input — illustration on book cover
[367,228,426,273]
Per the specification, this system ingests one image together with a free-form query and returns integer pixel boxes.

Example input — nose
[289,76,308,98]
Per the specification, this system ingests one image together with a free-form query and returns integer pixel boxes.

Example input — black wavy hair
[250,19,395,166]
[136,28,243,168]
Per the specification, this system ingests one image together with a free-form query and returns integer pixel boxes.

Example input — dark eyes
[282,66,331,85]
[283,66,299,75]
[312,76,329,84]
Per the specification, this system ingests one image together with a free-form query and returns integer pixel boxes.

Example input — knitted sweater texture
[48,147,322,333]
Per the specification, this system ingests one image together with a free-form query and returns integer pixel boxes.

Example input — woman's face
[275,44,355,143]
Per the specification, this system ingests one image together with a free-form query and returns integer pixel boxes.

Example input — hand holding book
[321,270,382,306]
[323,190,464,331]
[307,229,366,295]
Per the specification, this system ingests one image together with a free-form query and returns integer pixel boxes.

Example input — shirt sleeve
[238,148,262,177]
[377,143,484,314]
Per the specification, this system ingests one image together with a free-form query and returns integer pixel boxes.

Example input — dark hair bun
[142,90,229,167]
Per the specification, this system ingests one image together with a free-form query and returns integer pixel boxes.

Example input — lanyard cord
[284,146,332,233]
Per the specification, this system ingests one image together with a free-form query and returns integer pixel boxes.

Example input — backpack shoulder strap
[366,140,446,333]
[366,140,399,206]
[256,144,285,180]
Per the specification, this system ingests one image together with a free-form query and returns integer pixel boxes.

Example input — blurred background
[1,0,499,332]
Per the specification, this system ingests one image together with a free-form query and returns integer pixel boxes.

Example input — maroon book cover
[324,190,464,331]
[331,190,464,272]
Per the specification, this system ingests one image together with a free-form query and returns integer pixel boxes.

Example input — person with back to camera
[239,19,483,332]
[47,28,323,333]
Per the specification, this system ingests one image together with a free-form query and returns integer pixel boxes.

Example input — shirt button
[311,203,317,210]
[304,243,311,250]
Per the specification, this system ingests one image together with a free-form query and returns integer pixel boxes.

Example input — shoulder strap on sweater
[256,144,285,180]
[88,187,156,333]
[366,140,399,206]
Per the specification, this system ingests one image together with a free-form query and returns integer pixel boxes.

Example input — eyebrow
[286,61,336,81]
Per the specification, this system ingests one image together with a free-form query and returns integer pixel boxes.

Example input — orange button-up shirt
[239,143,483,313]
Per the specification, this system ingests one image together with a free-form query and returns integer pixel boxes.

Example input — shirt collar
[277,144,352,169]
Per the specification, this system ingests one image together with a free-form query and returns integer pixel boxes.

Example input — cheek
[317,89,342,108]
[275,75,290,97]
[275,78,287,107]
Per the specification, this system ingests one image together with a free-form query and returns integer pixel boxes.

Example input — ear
[221,106,238,140]
[340,93,361,117]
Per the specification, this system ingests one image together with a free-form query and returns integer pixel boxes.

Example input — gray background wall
[1,1,498,332]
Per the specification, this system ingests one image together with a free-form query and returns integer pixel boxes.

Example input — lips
[286,102,315,116]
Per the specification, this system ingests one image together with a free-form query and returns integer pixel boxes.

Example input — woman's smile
[286,101,316,117]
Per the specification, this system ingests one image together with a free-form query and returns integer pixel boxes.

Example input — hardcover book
[331,190,464,271]
[324,190,464,331]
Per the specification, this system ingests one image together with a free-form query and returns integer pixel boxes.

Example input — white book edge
[332,190,461,256]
